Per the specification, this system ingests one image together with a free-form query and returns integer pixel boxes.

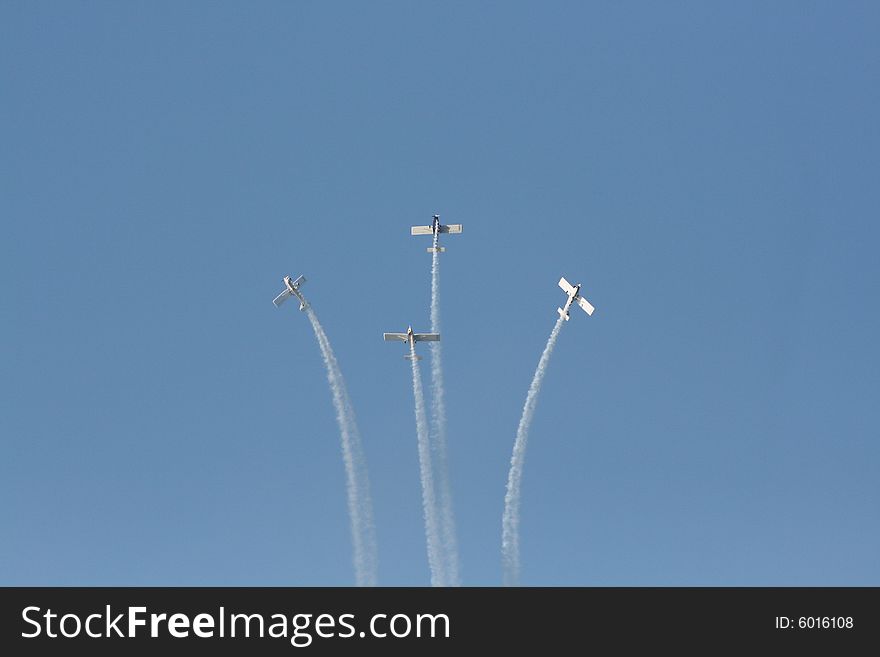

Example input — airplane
[272,274,309,311]
[383,326,440,360]
[557,276,595,321]
[410,214,463,253]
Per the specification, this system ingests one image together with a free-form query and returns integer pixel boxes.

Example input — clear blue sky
[2,2,878,586]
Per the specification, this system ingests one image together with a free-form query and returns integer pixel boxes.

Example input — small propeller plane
[272,274,309,311]
[383,326,440,360]
[557,276,595,320]
[410,214,462,253]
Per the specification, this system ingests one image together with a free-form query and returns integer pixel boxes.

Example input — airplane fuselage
[273,274,309,310]
[411,215,460,251]
[557,278,591,321]
[563,284,581,310]
[383,325,439,360]
[284,276,308,309]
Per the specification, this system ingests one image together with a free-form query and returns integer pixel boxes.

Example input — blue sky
[2,2,878,585]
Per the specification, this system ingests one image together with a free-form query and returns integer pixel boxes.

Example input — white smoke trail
[410,340,445,587]
[305,307,379,587]
[428,232,461,585]
[501,316,565,586]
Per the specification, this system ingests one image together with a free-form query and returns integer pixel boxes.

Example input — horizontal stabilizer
[404,354,423,361]
[576,296,595,316]
[299,301,309,312]
[411,225,433,235]
[557,307,570,321]
[273,289,292,307]
[427,246,446,253]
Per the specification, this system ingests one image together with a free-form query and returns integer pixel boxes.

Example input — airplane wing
[384,333,408,341]
[290,274,306,289]
[413,333,440,342]
[576,296,595,316]
[558,277,576,296]
[411,226,433,235]
[439,224,463,234]
[273,289,292,307]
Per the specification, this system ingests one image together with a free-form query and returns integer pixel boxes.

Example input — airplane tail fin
[557,307,570,321]
[299,301,309,311]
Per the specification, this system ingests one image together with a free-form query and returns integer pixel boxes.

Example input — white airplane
[383,326,440,360]
[272,274,309,311]
[557,276,595,320]
[410,214,462,253]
